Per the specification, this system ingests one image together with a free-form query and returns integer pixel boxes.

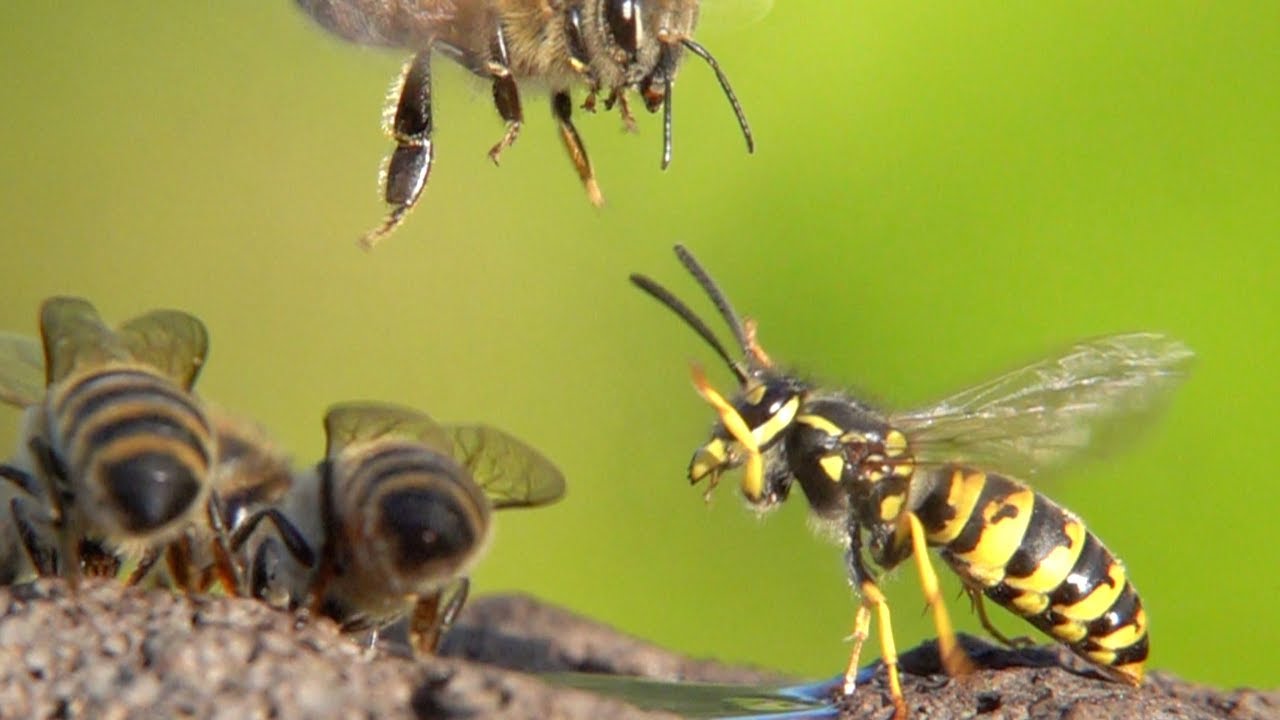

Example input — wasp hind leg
[902,512,974,677]
[552,90,604,207]
[360,50,436,250]
[965,586,1035,649]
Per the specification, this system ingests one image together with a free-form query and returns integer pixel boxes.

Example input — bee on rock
[232,401,565,653]
[295,0,753,248]
[0,298,226,590]
[631,245,1193,718]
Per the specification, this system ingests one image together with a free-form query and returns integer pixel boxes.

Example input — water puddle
[548,668,873,719]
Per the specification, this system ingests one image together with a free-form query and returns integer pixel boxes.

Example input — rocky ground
[0,580,1273,719]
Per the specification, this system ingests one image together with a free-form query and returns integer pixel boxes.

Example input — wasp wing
[0,332,45,407]
[117,309,210,391]
[294,0,457,47]
[891,333,1194,478]
[445,425,565,510]
[323,401,453,458]
[39,297,133,385]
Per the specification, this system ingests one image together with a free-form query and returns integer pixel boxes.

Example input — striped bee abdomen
[47,366,212,539]
[913,467,1148,684]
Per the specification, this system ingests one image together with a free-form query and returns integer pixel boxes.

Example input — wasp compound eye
[605,0,640,57]
[103,452,203,533]
[379,487,478,574]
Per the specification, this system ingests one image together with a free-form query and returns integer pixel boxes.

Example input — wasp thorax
[376,484,488,582]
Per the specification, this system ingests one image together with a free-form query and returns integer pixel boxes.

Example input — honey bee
[631,246,1193,717]
[232,401,565,653]
[294,0,754,248]
[0,297,220,590]
[133,405,300,595]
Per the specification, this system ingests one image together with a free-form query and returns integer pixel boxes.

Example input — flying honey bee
[294,0,754,249]
[631,246,1193,718]
[232,401,565,653]
[0,297,223,590]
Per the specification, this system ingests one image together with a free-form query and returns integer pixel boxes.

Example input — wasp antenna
[670,245,757,362]
[630,273,747,383]
[681,39,753,154]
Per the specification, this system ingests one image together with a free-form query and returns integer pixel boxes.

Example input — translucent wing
[118,309,210,390]
[0,332,45,407]
[39,297,131,385]
[446,425,566,510]
[701,0,776,32]
[891,333,1194,478]
[323,401,453,458]
[294,0,457,47]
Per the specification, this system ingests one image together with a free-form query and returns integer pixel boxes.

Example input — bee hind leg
[409,577,471,656]
[551,90,603,207]
[360,50,436,250]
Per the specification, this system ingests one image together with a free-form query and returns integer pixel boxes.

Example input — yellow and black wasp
[631,245,1193,717]
[0,297,234,591]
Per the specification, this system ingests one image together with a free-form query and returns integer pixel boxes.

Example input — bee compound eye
[379,488,478,575]
[604,0,640,57]
[102,452,203,533]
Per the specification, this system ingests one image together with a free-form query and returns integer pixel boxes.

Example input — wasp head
[689,368,807,506]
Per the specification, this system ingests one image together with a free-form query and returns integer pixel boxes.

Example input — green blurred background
[1,1,1276,689]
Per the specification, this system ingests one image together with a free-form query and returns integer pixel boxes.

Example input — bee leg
[360,49,435,250]
[126,547,162,586]
[0,463,40,497]
[966,587,1035,649]
[229,507,313,566]
[163,535,194,592]
[603,89,637,133]
[552,90,604,207]
[204,493,243,595]
[901,512,974,677]
[10,496,56,577]
[842,529,908,718]
[28,436,81,592]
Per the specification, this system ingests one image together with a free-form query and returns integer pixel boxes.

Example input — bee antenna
[661,72,674,170]
[680,39,754,154]
[629,273,747,384]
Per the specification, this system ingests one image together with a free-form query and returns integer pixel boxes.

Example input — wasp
[631,246,1193,717]
[231,401,565,653]
[0,298,231,591]
[294,0,753,249]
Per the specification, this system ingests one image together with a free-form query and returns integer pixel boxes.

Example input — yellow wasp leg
[844,580,908,720]
[904,512,974,677]
[965,586,1034,649]
[689,364,764,501]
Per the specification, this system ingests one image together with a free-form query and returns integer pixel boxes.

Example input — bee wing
[322,401,453,458]
[117,310,210,390]
[294,0,457,47]
[445,425,566,510]
[891,333,1194,478]
[39,297,132,385]
[0,332,45,407]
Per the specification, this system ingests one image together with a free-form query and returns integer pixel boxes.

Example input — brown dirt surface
[0,580,1273,719]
